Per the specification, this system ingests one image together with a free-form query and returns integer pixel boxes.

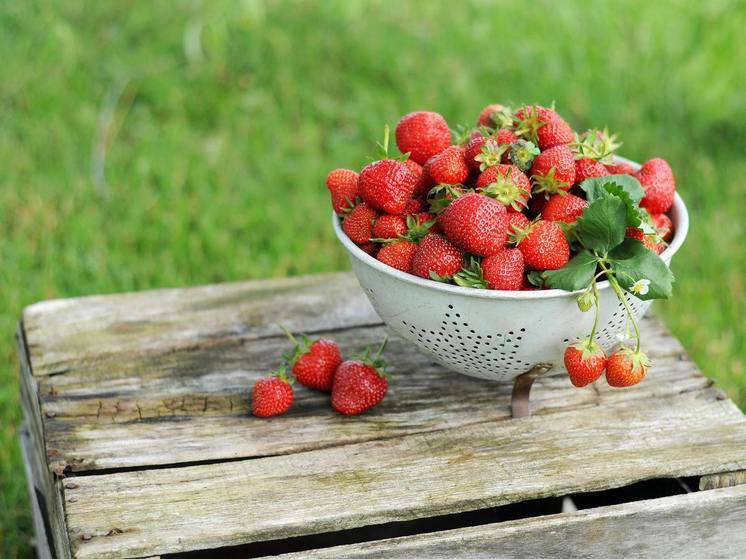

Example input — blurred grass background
[1,0,745,555]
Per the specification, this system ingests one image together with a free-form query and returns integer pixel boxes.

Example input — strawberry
[652,213,674,242]
[395,111,451,165]
[282,329,343,392]
[507,211,530,239]
[343,202,378,245]
[482,248,524,290]
[359,242,379,256]
[564,339,607,387]
[477,103,511,128]
[496,127,519,146]
[507,139,540,172]
[331,340,389,416]
[372,214,407,240]
[251,370,294,417]
[636,158,675,214]
[439,193,508,256]
[571,128,621,164]
[530,145,576,195]
[326,169,360,214]
[626,227,665,254]
[404,158,428,198]
[574,158,610,184]
[542,193,588,223]
[377,240,418,273]
[514,219,570,270]
[359,159,419,214]
[605,348,650,387]
[605,162,636,175]
[476,164,532,211]
[427,183,467,214]
[411,232,463,281]
[427,145,469,185]
[515,105,574,150]
[402,196,425,214]
[464,132,490,171]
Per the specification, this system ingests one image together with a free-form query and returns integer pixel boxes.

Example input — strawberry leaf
[544,250,599,292]
[574,196,627,254]
[581,174,644,204]
[608,238,674,300]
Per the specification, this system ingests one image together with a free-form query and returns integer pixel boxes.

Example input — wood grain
[63,390,746,559]
[268,484,746,559]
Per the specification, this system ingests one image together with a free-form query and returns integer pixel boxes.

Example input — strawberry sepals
[454,256,488,289]
[508,139,540,171]
[570,337,605,360]
[373,124,409,162]
[531,167,571,195]
[616,346,651,373]
[474,140,510,171]
[576,289,596,312]
[570,128,621,163]
[452,124,477,146]
[272,364,295,385]
[489,105,515,129]
[480,168,529,211]
[279,325,312,366]
[514,105,549,143]
[427,184,468,214]
[360,337,389,377]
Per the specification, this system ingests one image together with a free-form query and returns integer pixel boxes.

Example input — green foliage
[2,1,746,555]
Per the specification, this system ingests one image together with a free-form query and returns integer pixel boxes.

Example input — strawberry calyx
[488,105,515,129]
[531,167,571,195]
[474,140,510,171]
[372,215,435,244]
[452,124,478,146]
[373,124,409,162]
[508,216,540,246]
[359,337,389,377]
[513,105,549,143]
[570,128,621,164]
[614,346,651,372]
[508,139,540,171]
[427,184,468,213]
[481,168,530,211]
[570,337,605,361]
[279,325,313,366]
[453,256,488,289]
[271,363,295,385]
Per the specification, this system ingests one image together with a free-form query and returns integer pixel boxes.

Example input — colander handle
[511,363,554,418]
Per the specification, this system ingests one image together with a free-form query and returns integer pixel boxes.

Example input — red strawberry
[282,329,343,392]
[515,105,574,150]
[496,127,519,146]
[427,145,469,185]
[359,242,379,256]
[605,348,650,387]
[636,158,675,214]
[476,164,532,211]
[574,158,610,184]
[542,193,588,223]
[331,340,389,416]
[507,211,530,240]
[482,248,524,290]
[564,339,607,387]
[359,159,419,214]
[465,133,490,171]
[477,103,509,128]
[605,162,637,175]
[530,145,576,195]
[411,232,463,281]
[439,193,508,256]
[515,219,570,270]
[404,159,428,198]
[395,111,451,165]
[652,213,674,242]
[251,371,294,417]
[326,169,360,214]
[426,183,467,214]
[343,203,378,245]
[377,240,418,273]
[372,214,407,240]
[402,196,425,214]
[626,227,664,253]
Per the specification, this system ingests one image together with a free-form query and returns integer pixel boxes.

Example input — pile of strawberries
[327,104,675,290]
[251,330,389,418]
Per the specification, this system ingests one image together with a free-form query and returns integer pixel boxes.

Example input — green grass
[1,1,745,555]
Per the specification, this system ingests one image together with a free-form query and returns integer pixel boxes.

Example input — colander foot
[510,363,553,418]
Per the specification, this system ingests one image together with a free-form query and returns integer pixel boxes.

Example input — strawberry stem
[600,261,642,353]
[587,280,601,346]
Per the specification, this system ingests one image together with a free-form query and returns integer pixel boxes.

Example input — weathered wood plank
[35,317,706,473]
[63,390,746,559]
[19,425,54,559]
[268,484,746,559]
[700,469,746,490]
[22,273,380,377]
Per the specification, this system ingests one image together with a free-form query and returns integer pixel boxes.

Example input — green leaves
[581,175,646,228]
[609,238,674,300]
[574,195,627,254]
[544,250,598,292]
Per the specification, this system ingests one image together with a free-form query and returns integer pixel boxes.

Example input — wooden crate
[17,272,746,559]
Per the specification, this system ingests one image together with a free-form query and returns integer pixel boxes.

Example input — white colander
[333,160,688,382]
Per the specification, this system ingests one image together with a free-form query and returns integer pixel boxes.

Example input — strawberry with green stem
[251,366,295,417]
[281,326,342,392]
[331,337,390,416]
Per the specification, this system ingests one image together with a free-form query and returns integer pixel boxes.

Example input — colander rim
[333,157,689,300]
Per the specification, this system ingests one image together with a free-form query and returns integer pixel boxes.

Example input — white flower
[631,278,650,296]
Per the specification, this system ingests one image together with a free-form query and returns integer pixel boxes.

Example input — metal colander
[333,162,688,382]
